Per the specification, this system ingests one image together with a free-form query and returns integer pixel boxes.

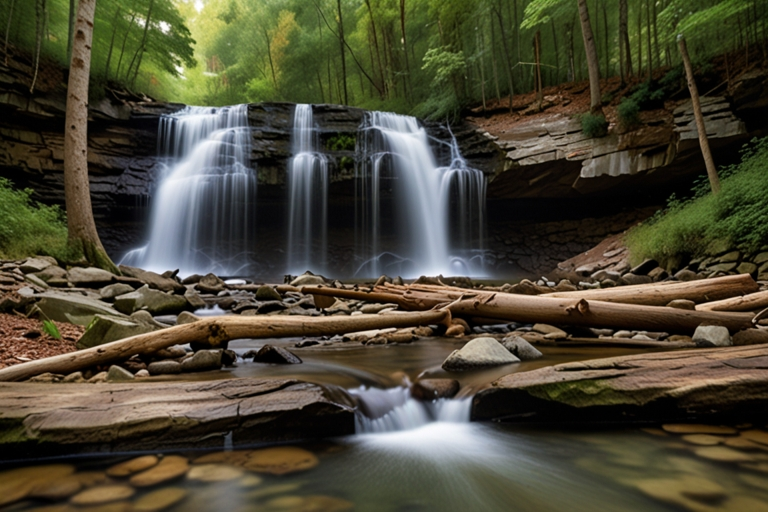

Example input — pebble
[106,365,135,382]
[129,455,189,487]
[147,360,183,375]
[666,299,696,310]
[69,485,135,505]
[692,325,732,347]
[242,447,319,475]
[187,464,244,482]
[106,455,159,477]
[133,487,187,512]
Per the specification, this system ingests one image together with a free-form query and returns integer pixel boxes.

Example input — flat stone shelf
[0,378,355,459]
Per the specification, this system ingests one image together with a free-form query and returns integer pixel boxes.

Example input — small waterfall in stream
[352,386,471,433]
[356,112,487,277]
[286,104,328,274]
[121,105,256,276]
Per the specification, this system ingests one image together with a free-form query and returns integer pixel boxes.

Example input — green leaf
[42,320,61,340]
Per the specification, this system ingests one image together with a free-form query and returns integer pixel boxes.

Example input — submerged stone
[242,447,319,475]
[410,379,460,400]
[129,455,189,487]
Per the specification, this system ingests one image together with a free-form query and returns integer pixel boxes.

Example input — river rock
[242,447,319,475]
[113,285,189,315]
[196,273,226,294]
[620,273,653,285]
[67,267,116,287]
[674,269,700,281]
[410,379,460,400]
[28,474,83,500]
[129,455,189,487]
[184,288,206,309]
[76,314,158,349]
[119,265,185,293]
[666,299,696,310]
[33,265,67,282]
[100,283,135,301]
[147,360,183,375]
[24,273,48,288]
[177,311,201,325]
[106,455,160,477]
[290,273,325,287]
[187,464,244,482]
[70,484,135,505]
[692,325,732,347]
[733,328,768,346]
[441,337,520,371]
[501,335,543,360]
[107,365,135,382]
[255,285,282,301]
[33,292,127,325]
[181,350,222,373]
[20,257,53,274]
[133,487,187,512]
[249,345,302,364]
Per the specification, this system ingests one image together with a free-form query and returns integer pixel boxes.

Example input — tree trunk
[364,0,386,98]
[127,0,154,88]
[652,0,660,71]
[602,0,609,78]
[478,30,486,112]
[336,0,348,105]
[64,0,118,273]
[0,311,451,382]
[696,290,768,312]
[492,4,515,113]
[534,30,543,107]
[490,15,501,102]
[551,19,560,84]
[645,0,653,77]
[399,0,411,102]
[637,5,643,76]
[678,35,720,194]
[115,11,137,80]
[104,6,121,81]
[30,0,46,94]
[577,0,602,115]
[3,0,14,66]
[264,28,277,90]
[545,274,757,306]
[567,21,576,81]
[619,0,626,82]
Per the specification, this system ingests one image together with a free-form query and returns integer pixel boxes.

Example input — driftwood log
[473,344,768,423]
[696,290,768,312]
[543,274,758,306]
[0,311,451,382]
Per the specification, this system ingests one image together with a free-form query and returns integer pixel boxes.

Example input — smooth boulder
[32,292,127,325]
[442,337,520,371]
[113,285,189,315]
[502,336,543,360]
[692,325,732,347]
[76,314,159,349]
[67,267,116,287]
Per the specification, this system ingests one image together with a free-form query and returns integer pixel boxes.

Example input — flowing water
[121,105,256,276]
[4,341,768,511]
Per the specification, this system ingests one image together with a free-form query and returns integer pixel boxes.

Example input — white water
[286,104,328,274]
[121,105,256,276]
[356,112,487,277]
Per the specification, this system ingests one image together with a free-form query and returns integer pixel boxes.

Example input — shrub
[580,112,609,138]
[625,137,768,266]
[0,178,78,261]
[617,98,641,130]
[327,134,356,152]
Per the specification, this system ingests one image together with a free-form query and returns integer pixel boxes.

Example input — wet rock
[441,337,520,371]
[176,311,201,325]
[62,371,86,383]
[67,267,116,287]
[290,273,326,287]
[133,487,187,512]
[33,292,127,325]
[70,484,135,505]
[113,285,189,315]
[619,273,653,285]
[242,447,319,475]
[147,360,183,375]
[410,379,460,400]
[88,371,108,383]
[502,335,543,360]
[633,475,726,510]
[129,455,189,487]
[666,299,696,310]
[181,274,203,285]
[692,325,732,347]
[76,314,158,349]
[222,349,237,366]
[681,434,724,446]
[20,257,54,274]
[184,288,206,309]
[674,269,699,281]
[33,265,68,282]
[24,274,49,288]
[28,474,83,500]
[135,369,150,378]
[100,283,135,301]
[647,267,669,281]
[695,445,753,462]
[255,285,282,301]
[107,365,135,382]
[248,345,302,364]
[196,273,226,294]
[154,346,188,359]
[107,456,160,478]
[181,350,222,373]
[119,265,185,293]
[187,464,244,482]
[733,329,768,346]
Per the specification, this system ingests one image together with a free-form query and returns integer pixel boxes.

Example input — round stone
[133,487,187,512]
[106,455,159,477]
[129,456,189,487]
[70,485,135,505]
[187,464,244,482]
[29,475,82,500]
[0,464,76,507]
[193,451,251,467]
[242,447,319,475]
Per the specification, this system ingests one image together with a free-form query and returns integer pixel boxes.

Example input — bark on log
[696,290,768,312]
[473,344,768,423]
[0,311,451,382]
[544,274,758,306]
[448,293,757,334]
[0,378,355,458]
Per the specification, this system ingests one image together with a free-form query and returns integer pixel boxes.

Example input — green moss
[525,379,662,408]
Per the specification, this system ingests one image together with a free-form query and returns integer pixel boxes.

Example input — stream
[3,340,768,511]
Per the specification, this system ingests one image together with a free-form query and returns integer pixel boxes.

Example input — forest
[1,0,765,120]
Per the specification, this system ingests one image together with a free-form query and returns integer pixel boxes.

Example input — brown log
[696,290,768,312]
[0,311,451,382]
[448,292,757,334]
[543,274,758,306]
[300,285,449,310]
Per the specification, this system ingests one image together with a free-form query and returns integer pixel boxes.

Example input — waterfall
[286,104,328,274]
[121,105,256,276]
[356,111,487,277]
[352,386,471,434]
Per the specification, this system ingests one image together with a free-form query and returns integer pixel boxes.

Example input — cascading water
[121,105,256,276]
[356,111,487,277]
[286,104,328,274]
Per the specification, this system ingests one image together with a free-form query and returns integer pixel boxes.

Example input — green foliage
[580,113,608,138]
[326,134,356,152]
[626,137,768,265]
[42,320,61,340]
[617,98,641,130]
[0,178,79,262]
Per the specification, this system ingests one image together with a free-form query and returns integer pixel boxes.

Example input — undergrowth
[625,137,768,266]
[0,178,79,262]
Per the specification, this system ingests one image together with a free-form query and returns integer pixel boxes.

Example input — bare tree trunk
[337,0,348,104]
[578,0,602,115]
[264,28,277,90]
[104,6,121,81]
[115,11,137,81]
[477,30,486,112]
[534,30,543,107]
[567,21,576,81]
[652,0,660,70]
[646,0,653,77]
[619,0,626,82]
[602,0,609,78]
[490,15,501,102]
[30,0,46,94]
[551,19,560,83]
[678,35,720,194]
[637,5,643,76]
[492,3,514,113]
[399,0,411,102]
[64,0,118,273]
[128,0,154,88]
[364,0,386,98]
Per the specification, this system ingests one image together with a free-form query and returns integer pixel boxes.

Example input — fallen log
[300,285,450,310]
[0,311,451,382]
[472,344,768,423]
[696,290,768,312]
[543,274,758,306]
[448,293,758,334]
